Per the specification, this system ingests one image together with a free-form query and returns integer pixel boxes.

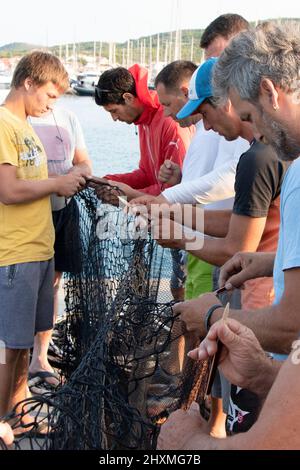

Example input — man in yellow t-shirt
[0,51,89,435]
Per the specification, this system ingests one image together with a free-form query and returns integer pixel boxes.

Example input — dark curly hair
[95,67,137,106]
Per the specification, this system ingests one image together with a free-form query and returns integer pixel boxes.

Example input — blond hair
[12,51,69,93]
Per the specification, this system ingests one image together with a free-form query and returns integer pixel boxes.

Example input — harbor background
[57,95,140,176]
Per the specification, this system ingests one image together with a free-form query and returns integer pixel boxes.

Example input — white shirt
[30,107,87,210]
[162,121,250,210]
[180,121,220,182]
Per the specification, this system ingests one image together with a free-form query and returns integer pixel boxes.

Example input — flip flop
[28,371,60,390]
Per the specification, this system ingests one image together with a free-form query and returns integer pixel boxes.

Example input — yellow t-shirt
[0,107,54,266]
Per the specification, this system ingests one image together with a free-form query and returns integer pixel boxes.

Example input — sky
[1,0,299,47]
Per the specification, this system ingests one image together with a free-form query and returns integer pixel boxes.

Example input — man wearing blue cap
[156,57,287,434]
[169,57,286,314]
[177,58,219,120]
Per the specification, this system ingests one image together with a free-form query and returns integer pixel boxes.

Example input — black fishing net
[1,180,211,451]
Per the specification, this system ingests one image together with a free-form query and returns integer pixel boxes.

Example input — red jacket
[105,64,194,195]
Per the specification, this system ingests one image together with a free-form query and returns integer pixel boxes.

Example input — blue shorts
[0,260,54,349]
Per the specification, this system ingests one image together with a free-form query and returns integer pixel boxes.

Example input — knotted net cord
[1,183,210,450]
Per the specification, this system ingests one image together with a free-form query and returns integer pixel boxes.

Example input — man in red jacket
[95,64,194,301]
[95,64,194,199]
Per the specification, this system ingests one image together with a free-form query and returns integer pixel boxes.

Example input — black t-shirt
[228,141,287,434]
[227,386,261,434]
[233,140,287,218]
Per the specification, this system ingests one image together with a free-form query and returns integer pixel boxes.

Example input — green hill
[48,29,204,64]
[1,18,300,62]
[0,42,42,57]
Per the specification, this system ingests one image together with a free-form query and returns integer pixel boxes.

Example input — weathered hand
[56,172,86,197]
[172,293,222,337]
[106,181,142,200]
[158,160,182,186]
[188,318,277,398]
[219,252,275,291]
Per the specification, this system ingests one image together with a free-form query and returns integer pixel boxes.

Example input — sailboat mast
[149,36,153,78]
[173,0,181,60]
[99,41,102,68]
[156,33,160,65]
[191,36,194,62]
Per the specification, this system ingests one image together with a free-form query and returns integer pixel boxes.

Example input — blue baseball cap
[176,57,218,120]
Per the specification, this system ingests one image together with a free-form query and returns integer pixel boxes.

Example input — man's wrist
[252,355,281,400]
[127,189,144,200]
[156,194,169,204]
[51,176,61,195]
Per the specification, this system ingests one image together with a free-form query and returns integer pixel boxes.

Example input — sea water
[57,95,140,176]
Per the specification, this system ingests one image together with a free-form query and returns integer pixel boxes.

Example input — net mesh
[1,182,211,450]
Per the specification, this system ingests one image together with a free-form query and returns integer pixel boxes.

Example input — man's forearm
[259,252,276,277]
[157,230,238,266]
[158,358,281,451]
[203,209,231,237]
[187,207,231,237]
[253,359,281,400]
[72,160,92,173]
[1,178,59,204]
[188,235,237,267]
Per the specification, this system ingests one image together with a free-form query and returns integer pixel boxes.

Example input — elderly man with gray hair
[158,22,300,450]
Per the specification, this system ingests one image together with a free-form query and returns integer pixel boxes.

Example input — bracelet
[204,304,223,334]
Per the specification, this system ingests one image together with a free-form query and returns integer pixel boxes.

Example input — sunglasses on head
[95,87,124,102]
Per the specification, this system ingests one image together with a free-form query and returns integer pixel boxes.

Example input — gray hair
[213,21,300,104]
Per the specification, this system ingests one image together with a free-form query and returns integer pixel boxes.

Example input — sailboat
[73,72,100,96]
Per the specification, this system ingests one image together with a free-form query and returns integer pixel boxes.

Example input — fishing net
[1,180,211,451]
